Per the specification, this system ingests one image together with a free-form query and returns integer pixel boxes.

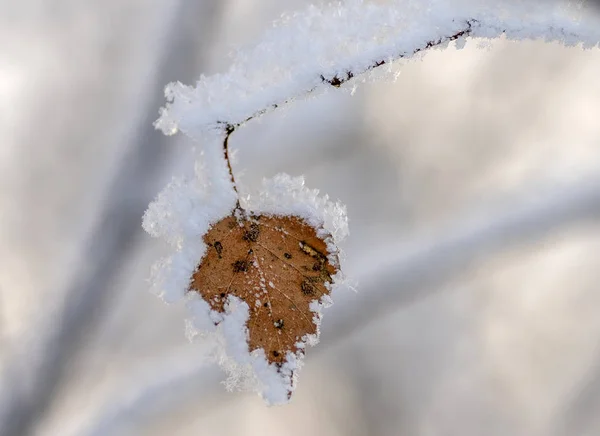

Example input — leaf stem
[223,124,242,212]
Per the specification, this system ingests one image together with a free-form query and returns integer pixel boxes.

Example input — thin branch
[318,20,475,88]
[222,124,243,213]
[551,341,600,436]
[223,124,237,191]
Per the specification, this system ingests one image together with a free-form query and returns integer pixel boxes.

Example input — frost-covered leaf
[191,213,337,369]
[145,170,348,404]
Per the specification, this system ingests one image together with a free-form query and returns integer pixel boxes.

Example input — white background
[1,1,600,435]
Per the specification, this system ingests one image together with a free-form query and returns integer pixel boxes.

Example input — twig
[222,124,242,213]
[318,20,476,88]
[223,124,237,191]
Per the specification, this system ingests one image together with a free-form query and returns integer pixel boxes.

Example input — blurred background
[1,0,600,435]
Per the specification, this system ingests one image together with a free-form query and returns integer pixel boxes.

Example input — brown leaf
[189,213,338,366]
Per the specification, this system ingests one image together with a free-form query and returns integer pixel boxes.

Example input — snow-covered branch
[155,0,600,139]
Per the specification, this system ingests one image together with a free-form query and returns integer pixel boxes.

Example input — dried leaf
[189,213,338,366]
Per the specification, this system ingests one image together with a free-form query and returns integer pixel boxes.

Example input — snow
[184,294,303,405]
[154,0,600,138]
[142,132,237,303]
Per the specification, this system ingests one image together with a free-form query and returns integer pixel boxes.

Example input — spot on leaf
[189,214,338,365]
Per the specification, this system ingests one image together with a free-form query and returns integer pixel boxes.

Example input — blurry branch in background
[328,174,600,341]
[586,0,600,11]
[553,343,600,436]
[76,347,217,436]
[0,2,227,436]
[0,292,5,347]
[81,173,600,435]
[78,348,216,436]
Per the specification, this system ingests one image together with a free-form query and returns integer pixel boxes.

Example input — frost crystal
[142,132,237,303]
[243,173,348,266]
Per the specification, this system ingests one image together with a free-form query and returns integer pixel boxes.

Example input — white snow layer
[185,294,308,405]
[142,133,238,303]
[154,0,600,138]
